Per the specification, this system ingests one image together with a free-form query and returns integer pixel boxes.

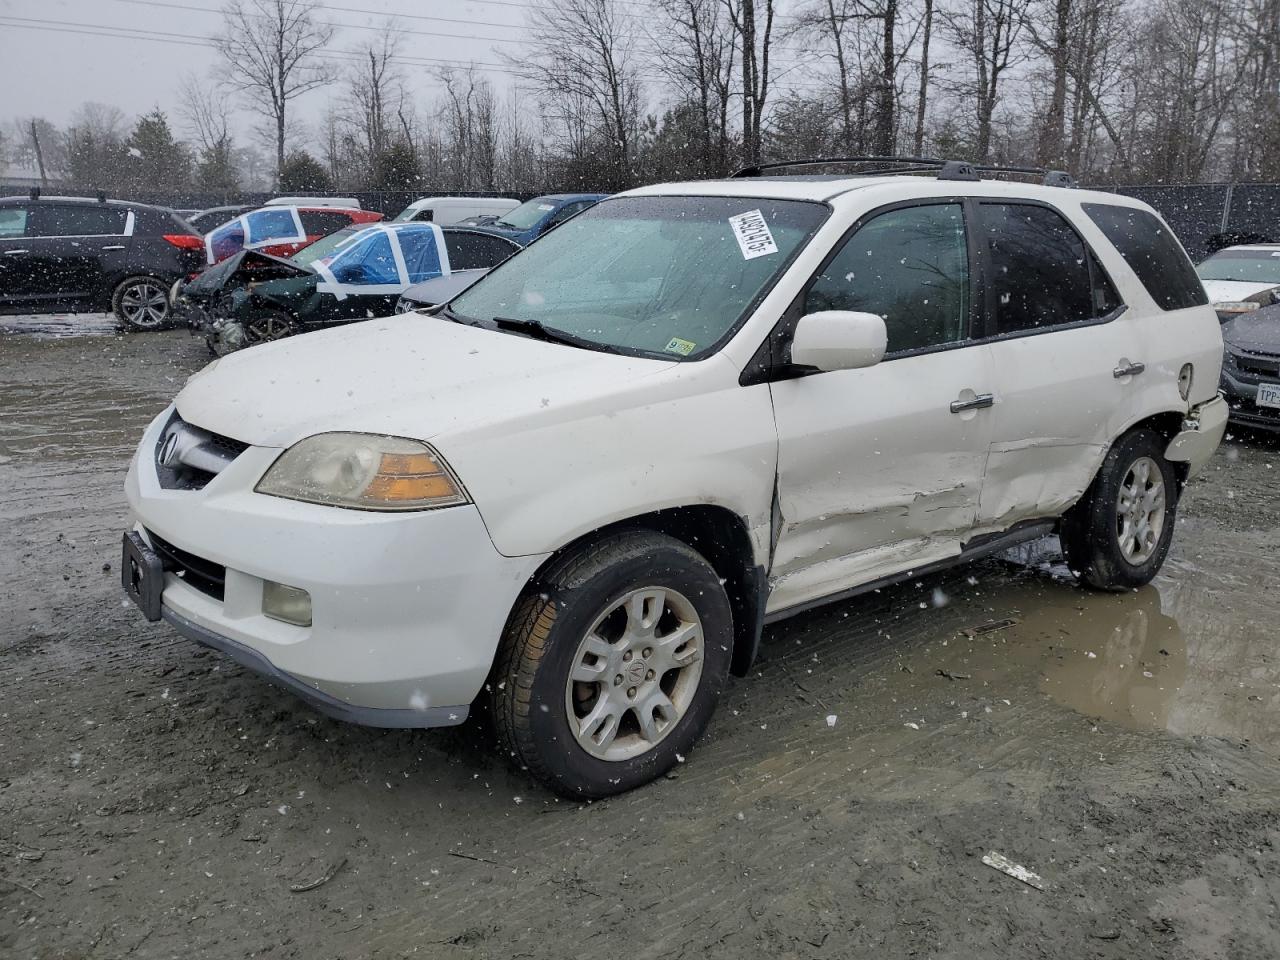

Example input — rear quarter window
[300,210,355,235]
[1082,203,1208,311]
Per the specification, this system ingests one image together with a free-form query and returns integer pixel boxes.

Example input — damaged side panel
[765,346,995,615]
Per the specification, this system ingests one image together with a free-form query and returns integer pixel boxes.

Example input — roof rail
[731,156,1079,188]
[732,156,950,178]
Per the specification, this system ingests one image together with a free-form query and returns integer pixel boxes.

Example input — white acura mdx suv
[123,160,1227,797]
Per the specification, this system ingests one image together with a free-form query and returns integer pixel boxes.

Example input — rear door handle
[950,393,995,413]
[1113,360,1145,378]
[101,244,126,251]
[3,249,29,255]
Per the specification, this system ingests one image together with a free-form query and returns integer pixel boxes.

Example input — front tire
[492,532,733,798]
[1060,428,1178,591]
[112,276,172,331]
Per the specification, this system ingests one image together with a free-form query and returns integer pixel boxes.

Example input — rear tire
[112,276,171,331]
[492,531,733,798]
[1060,428,1178,591]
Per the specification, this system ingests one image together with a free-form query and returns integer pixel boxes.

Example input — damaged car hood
[175,314,679,448]
[1222,306,1280,354]
[184,249,313,296]
[1201,278,1279,303]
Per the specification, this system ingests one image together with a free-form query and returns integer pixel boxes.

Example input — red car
[203,206,383,265]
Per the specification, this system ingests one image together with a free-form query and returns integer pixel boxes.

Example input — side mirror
[790,310,887,372]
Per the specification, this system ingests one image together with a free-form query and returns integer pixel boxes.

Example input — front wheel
[1060,428,1178,591]
[112,276,171,331]
[492,532,733,798]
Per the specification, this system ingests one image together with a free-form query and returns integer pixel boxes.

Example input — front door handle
[1113,360,1145,379]
[3,249,29,255]
[101,244,126,251]
[950,393,995,413]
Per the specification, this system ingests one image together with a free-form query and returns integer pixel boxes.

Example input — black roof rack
[730,156,1078,188]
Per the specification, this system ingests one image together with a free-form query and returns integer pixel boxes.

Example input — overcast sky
[0,0,533,141]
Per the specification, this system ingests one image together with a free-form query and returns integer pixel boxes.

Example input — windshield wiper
[491,316,621,353]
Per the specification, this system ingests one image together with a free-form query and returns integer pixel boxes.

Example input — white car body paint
[126,174,1225,720]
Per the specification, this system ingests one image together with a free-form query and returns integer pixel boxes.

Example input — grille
[1238,356,1280,379]
[147,531,226,601]
[155,414,249,491]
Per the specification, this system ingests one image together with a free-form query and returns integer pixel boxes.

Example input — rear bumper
[1164,395,1229,478]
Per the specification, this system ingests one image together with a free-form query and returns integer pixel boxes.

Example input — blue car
[472,193,607,245]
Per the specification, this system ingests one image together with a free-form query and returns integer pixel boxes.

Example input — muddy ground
[2,314,1279,960]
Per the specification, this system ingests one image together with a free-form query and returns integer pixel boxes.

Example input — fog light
[263,580,312,626]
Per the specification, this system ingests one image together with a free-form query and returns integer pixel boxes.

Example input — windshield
[449,196,828,359]
[495,197,558,230]
[1197,249,1280,284]
[293,226,363,266]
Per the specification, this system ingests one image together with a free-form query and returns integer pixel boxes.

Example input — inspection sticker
[728,209,778,260]
[664,337,697,356]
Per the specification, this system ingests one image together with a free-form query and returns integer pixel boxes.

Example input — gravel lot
[2,315,1278,959]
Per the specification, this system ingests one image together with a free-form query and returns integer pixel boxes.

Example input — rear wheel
[492,532,733,797]
[112,276,171,331]
[1060,428,1178,591]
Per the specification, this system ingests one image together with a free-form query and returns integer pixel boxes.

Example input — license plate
[121,532,164,622]
[1259,382,1280,410]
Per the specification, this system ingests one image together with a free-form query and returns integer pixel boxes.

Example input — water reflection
[0,311,119,338]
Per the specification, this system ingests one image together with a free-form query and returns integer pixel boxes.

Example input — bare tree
[515,0,642,189]
[913,0,934,155]
[345,23,403,164]
[439,66,498,190]
[724,0,776,167]
[652,0,738,175]
[214,0,334,185]
[177,75,232,156]
[944,0,1030,160]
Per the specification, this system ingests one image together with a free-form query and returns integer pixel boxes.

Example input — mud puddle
[918,540,1280,744]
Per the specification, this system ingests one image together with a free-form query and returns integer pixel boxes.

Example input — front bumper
[1164,395,1229,478]
[1220,365,1280,432]
[124,407,546,726]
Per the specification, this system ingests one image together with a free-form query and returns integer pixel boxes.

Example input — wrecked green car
[173,223,521,354]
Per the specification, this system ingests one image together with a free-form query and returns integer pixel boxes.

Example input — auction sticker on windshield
[664,337,696,356]
[1258,383,1280,409]
[729,209,778,260]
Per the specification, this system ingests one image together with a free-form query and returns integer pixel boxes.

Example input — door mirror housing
[789,310,888,372]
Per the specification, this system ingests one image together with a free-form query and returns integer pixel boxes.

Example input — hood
[1200,278,1279,303]
[1222,305,1280,354]
[470,223,527,242]
[401,269,489,306]
[175,314,677,448]
[184,249,312,297]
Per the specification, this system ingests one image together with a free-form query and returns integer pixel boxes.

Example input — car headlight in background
[1213,286,1280,315]
[394,297,414,314]
[256,433,469,511]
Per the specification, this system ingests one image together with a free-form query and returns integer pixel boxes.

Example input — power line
[0,13,831,91]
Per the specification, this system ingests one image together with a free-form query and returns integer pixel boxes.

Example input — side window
[979,203,1116,334]
[1082,203,1208,311]
[545,202,586,229]
[413,208,435,222]
[29,204,128,237]
[0,207,28,238]
[805,203,970,354]
[444,232,520,270]
[299,210,351,235]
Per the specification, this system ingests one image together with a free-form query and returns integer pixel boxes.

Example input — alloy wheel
[120,280,169,328]
[1115,455,1166,564]
[564,586,705,762]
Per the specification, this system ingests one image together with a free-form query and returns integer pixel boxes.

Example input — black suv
[0,194,205,330]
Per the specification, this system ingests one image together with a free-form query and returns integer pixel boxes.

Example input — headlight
[1214,301,1261,314]
[256,433,468,511]
[394,297,413,314]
